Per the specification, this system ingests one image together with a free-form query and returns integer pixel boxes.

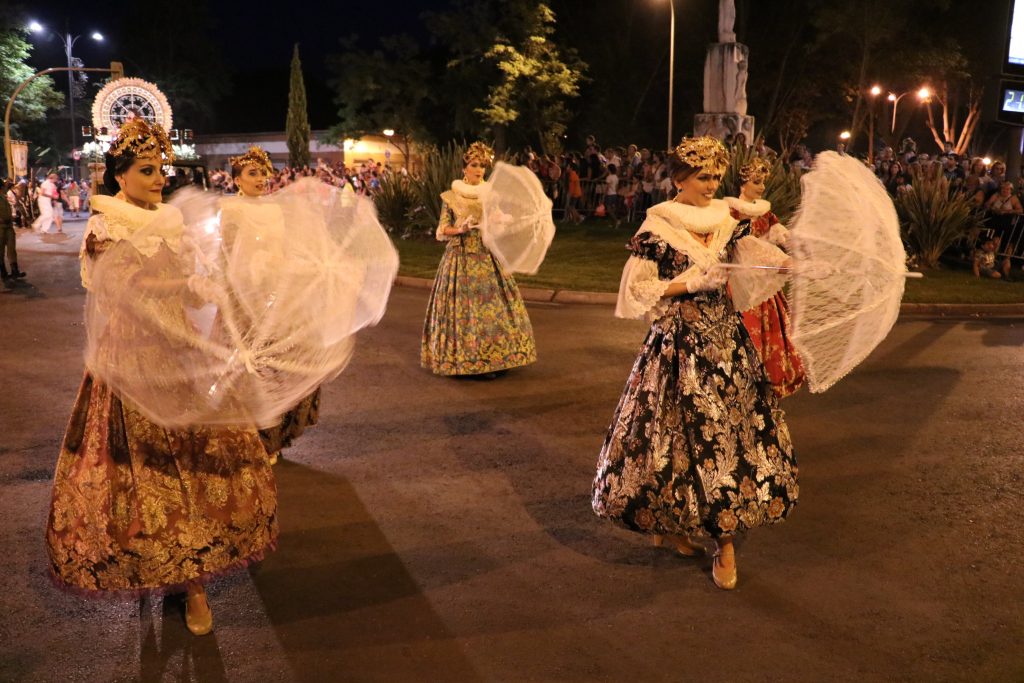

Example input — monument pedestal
[694,113,755,142]
[695,40,754,142]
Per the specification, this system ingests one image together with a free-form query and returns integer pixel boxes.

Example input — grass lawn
[394,219,1024,304]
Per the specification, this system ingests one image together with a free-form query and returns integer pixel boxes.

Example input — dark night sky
[23,1,448,133]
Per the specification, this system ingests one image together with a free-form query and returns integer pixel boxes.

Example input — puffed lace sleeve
[615,231,671,319]
[79,214,110,290]
[435,202,454,242]
[728,235,790,312]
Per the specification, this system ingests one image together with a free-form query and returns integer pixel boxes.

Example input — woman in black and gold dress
[46,120,277,635]
[592,137,798,590]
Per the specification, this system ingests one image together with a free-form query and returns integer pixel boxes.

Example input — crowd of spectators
[4,175,90,231]
[868,138,1024,279]
[207,158,403,196]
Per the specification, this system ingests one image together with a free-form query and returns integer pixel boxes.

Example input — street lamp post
[29,21,104,179]
[868,85,881,166]
[666,0,676,152]
[887,86,931,134]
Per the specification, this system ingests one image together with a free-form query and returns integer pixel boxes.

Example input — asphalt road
[1,249,1022,682]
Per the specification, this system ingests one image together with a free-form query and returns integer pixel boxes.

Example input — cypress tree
[286,44,311,168]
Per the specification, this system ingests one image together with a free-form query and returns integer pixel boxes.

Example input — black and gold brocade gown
[592,200,798,540]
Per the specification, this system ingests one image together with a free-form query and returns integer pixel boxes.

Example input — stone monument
[694,0,755,141]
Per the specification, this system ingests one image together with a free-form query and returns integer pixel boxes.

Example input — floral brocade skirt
[592,293,798,539]
[421,231,537,376]
[259,387,321,455]
[740,291,805,398]
[46,374,278,595]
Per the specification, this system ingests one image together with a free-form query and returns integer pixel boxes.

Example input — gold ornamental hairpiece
[109,118,175,164]
[464,141,495,167]
[739,157,772,184]
[673,136,728,176]
[230,146,275,176]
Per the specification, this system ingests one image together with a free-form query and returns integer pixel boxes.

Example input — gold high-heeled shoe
[712,554,737,590]
[185,588,214,636]
[652,534,704,557]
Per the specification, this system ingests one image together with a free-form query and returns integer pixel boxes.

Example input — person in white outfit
[33,173,59,234]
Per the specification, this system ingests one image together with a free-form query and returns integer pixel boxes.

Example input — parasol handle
[717,263,925,278]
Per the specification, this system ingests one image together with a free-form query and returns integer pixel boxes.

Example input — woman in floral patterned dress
[421,142,537,377]
[222,146,320,464]
[725,157,805,397]
[45,120,277,635]
[592,137,798,590]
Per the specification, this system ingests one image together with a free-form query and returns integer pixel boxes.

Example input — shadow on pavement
[250,460,483,681]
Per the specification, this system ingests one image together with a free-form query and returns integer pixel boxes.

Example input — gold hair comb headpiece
[673,136,728,176]
[229,146,275,176]
[464,141,495,166]
[109,118,175,164]
[739,157,772,184]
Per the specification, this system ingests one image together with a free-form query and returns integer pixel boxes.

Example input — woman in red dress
[725,158,805,397]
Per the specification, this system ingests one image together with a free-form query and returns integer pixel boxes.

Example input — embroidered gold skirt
[46,374,278,596]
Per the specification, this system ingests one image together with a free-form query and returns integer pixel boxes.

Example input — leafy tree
[0,21,64,172]
[327,34,432,164]
[424,0,586,152]
[286,44,311,168]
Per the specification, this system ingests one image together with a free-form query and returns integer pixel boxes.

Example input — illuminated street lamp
[868,85,882,165]
[28,20,105,178]
[887,86,931,133]
[382,129,395,137]
[839,130,851,140]
[657,0,678,152]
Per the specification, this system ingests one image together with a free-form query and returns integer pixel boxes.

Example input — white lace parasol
[480,161,556,275]
[788,152,919,393]
[85,178,399,428]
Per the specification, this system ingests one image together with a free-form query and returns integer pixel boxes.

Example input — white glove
[681,264,729,293]
[767,223,789,248]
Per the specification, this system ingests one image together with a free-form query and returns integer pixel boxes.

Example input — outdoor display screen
[1003,87,1024,113]
[1008,0,1024,71]
[998,81,1024,125]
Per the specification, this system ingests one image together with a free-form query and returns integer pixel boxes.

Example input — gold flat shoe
[186,592,214,636]
[652,534,704,557]
[712,555,737,590]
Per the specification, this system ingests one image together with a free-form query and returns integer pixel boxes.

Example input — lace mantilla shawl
[616,200,738,319]
[80,195,184,289]
[437,179,487,240]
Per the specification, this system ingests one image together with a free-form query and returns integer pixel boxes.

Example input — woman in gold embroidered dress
[221,146,320,464]
[421,142,537,377]
[592,137,798,590]
[45,120,277,636]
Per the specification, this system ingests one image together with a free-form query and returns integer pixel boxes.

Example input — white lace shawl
[615,200,736,320]
[80,195,184,290]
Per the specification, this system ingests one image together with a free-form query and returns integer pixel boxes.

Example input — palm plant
[373,172,418,236]
[718,144,803,224]
[895,163,976,268]
[408,142,467,236]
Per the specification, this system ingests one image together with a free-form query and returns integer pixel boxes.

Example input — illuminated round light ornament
[92,77,173,136]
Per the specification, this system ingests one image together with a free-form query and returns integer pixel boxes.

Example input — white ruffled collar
[725,196,772,217]
[451,179,487,199]
[90,193,174,227]
[641,199,736,267]
[646,199,733,234]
